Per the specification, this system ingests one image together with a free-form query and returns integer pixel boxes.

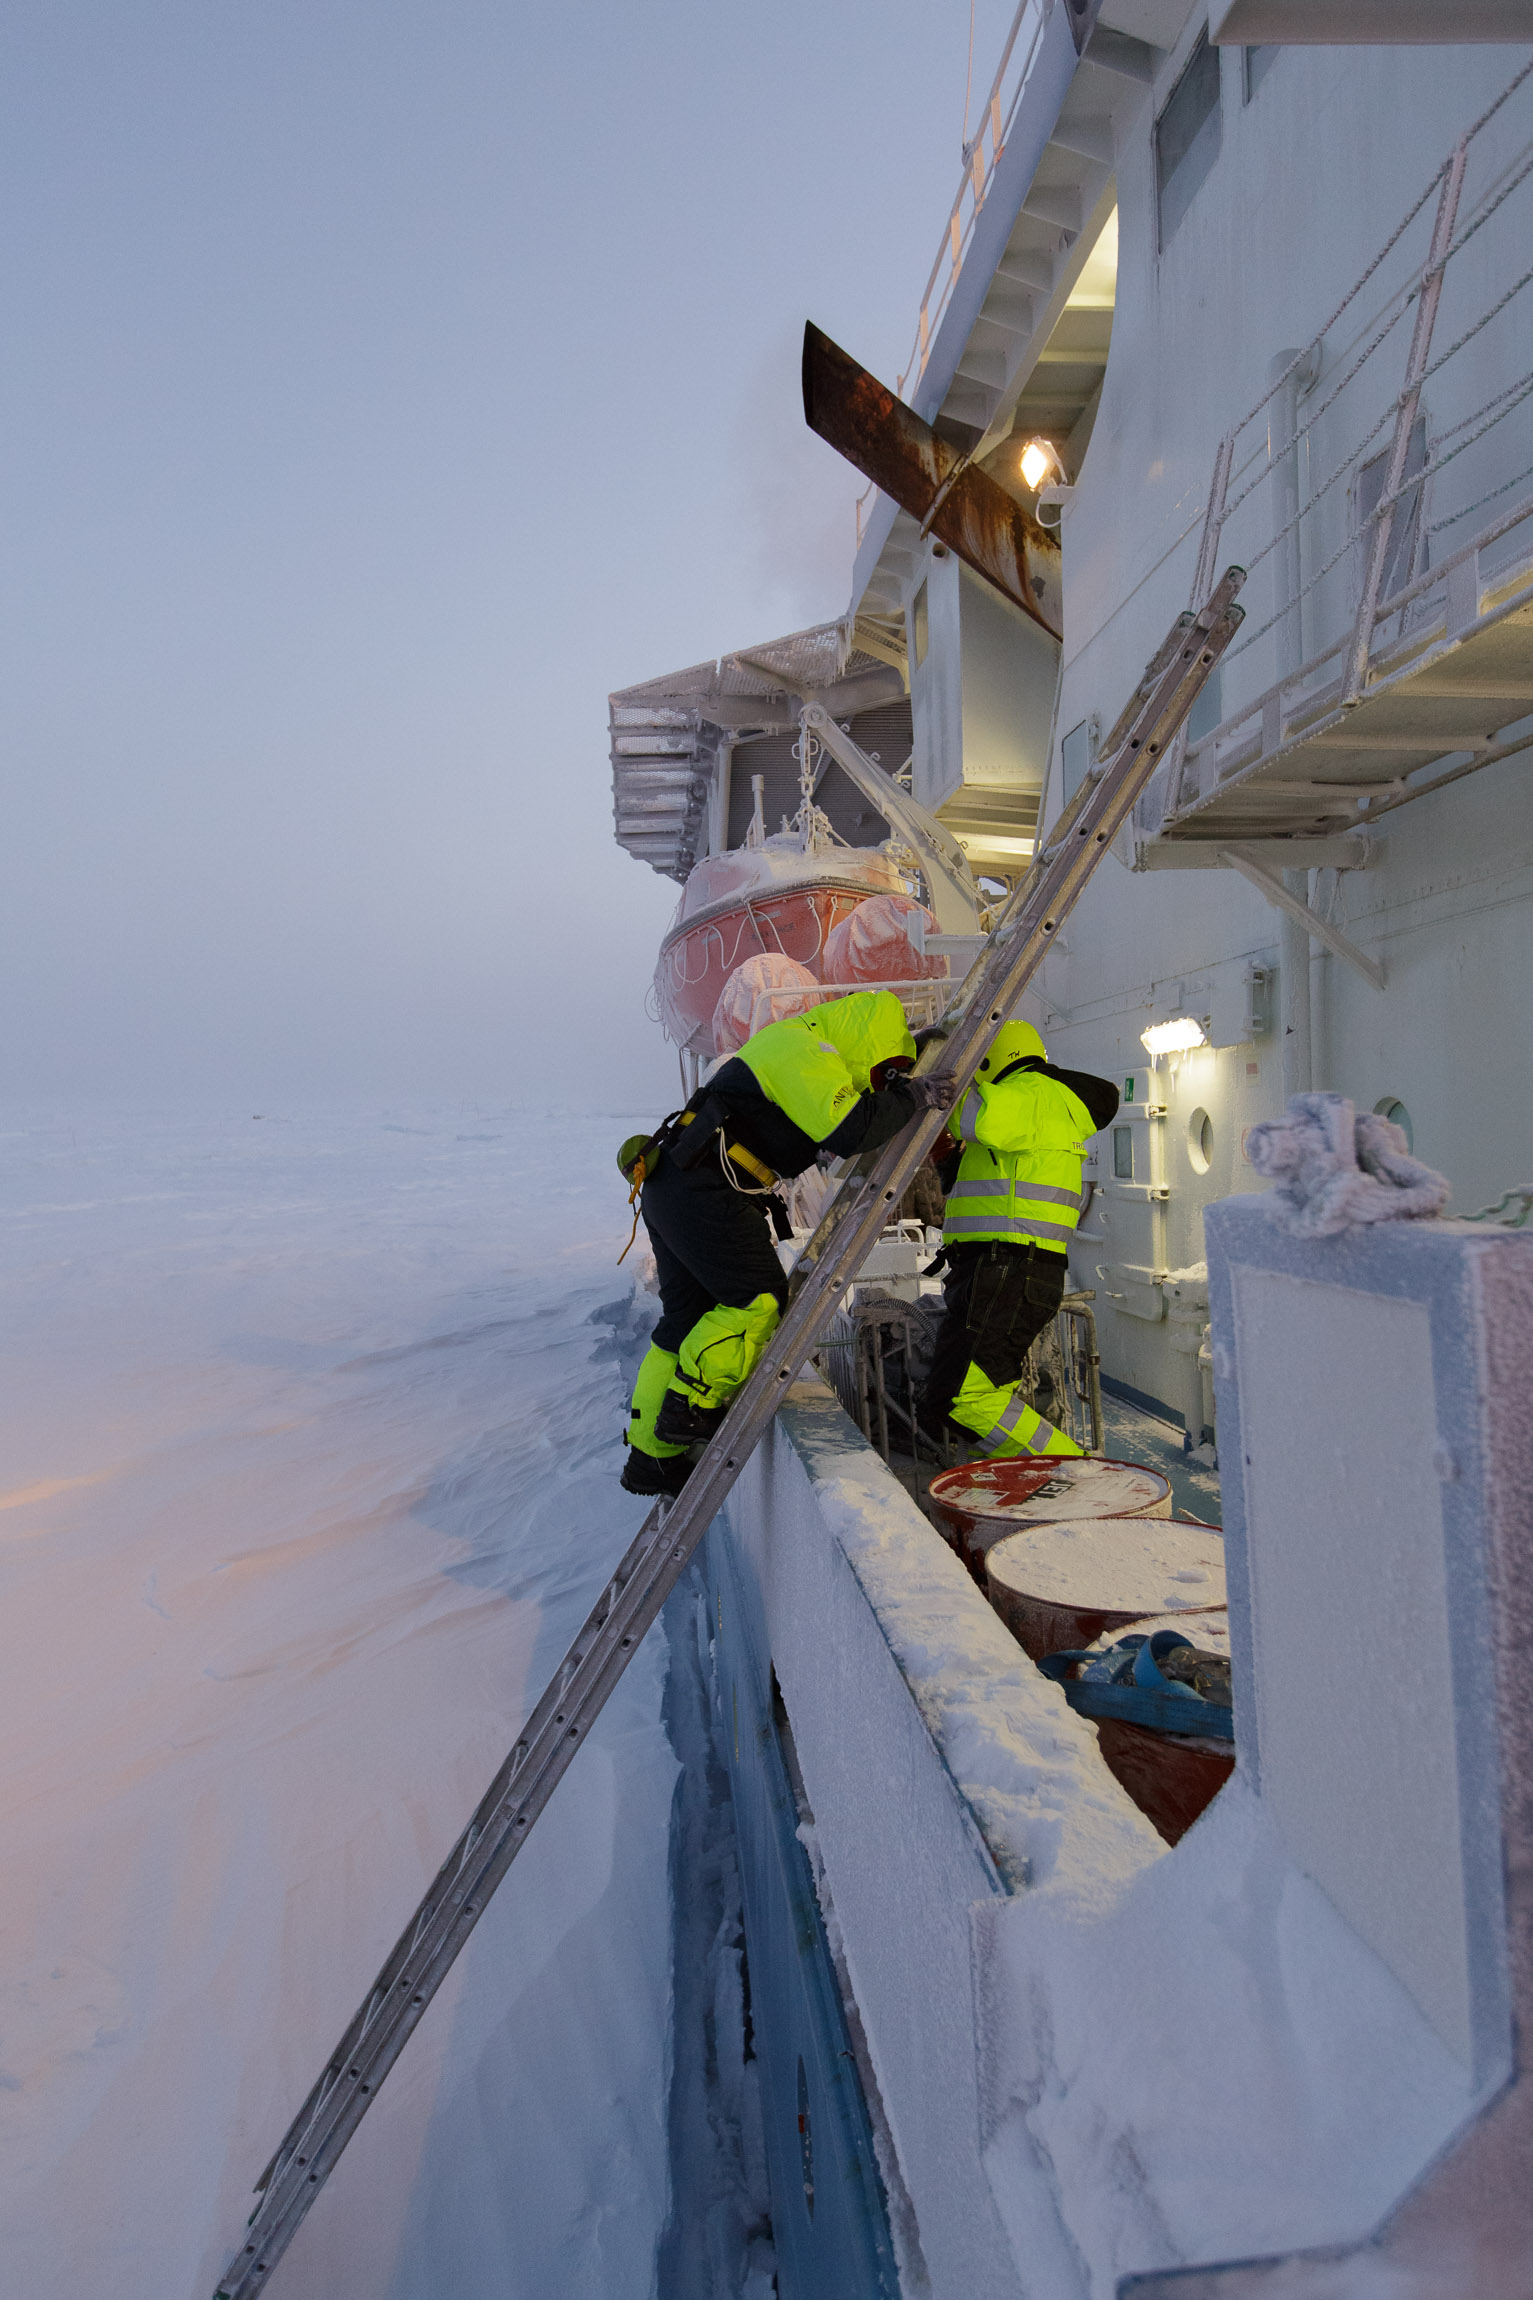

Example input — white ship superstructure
[844,16,1533,1447]
[1023,33,1533,1435]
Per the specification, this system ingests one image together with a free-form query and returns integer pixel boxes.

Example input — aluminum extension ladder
[212,567,1245,2300]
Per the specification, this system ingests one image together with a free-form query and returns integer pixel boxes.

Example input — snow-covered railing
[1156,56,1533,831]
[736,973,957,1043]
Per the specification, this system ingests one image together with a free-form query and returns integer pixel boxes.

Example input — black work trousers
[640,1152,789,1355]
[922,1240,1068,1421]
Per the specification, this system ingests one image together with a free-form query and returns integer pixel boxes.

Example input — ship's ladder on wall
[211,568,1246,2300]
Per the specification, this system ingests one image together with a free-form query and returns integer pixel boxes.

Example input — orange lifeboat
[654,836,910,1057]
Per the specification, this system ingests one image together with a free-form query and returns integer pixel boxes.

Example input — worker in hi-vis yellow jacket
[617,991,948,1496]
[923,1019,1118,1460]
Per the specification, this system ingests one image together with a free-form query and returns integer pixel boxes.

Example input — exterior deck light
[1019,438,1060,491]
[1141,1016,1207,1056]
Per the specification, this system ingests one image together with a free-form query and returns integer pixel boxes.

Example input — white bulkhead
[851,13,1533,1438]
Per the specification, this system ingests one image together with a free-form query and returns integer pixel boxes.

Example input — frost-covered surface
[771,1387,1477,2299]
[671,837,901,926]
[1098,1395,1222,1522]
[979,1776,1475,2297]
[933,1455,1172,1526]
[0,1109,678,2300]
[983,1517,1224,1613]
[784,1387,1161,1905]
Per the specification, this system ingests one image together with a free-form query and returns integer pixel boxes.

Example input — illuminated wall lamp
[1019,437,1063,491]
[1141,1016,1207,1056]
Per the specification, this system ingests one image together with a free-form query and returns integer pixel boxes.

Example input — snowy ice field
[0,1107,686,2300]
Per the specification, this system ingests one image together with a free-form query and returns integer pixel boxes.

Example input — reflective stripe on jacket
[941,1065,1093,1251]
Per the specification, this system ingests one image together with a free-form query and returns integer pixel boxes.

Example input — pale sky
[0,1,1018,1109]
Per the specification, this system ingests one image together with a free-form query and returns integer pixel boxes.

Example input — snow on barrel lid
[928,1455,1172,1527]
[985,1518,1226,1616]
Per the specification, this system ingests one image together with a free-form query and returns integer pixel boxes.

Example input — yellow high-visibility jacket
[706,991,918,1175]
[941,1020,1111,1252]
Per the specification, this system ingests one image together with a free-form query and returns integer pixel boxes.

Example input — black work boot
[653,1390,728,1448]
[620,1446,693,1498]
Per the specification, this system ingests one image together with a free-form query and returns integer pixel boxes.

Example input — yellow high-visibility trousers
[670,1292,782,1411]
[627,1344,688,1460]
[948,1361,1082,1458]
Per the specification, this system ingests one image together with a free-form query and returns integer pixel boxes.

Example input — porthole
[1187,1108,1213,1175]
[1113,1126,1134,1180]
[1374,1097,1413,1151]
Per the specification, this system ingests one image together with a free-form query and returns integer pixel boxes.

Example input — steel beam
[1218,846,1386,990]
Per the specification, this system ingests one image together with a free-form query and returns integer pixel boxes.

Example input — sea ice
[0,1108,680,2300]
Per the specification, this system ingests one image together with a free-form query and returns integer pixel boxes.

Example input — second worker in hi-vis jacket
[923,1020,1118,1460]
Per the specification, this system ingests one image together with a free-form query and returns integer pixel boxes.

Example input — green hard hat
[617,1133,652,1179]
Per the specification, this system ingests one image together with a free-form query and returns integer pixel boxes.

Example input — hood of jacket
[808,991,918,1091]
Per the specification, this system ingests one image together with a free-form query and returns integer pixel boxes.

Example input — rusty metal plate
[802,321,1062,639]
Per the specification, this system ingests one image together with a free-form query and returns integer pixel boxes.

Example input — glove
[901,1074,955,1115]
[912,1026,950,1054]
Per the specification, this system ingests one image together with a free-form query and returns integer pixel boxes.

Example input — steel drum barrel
[928,1456,1172,1582]
[983,1516,1225,1661]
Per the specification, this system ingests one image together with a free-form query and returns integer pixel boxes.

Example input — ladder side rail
[1192,433,1236,612]
[1064,611,1196,850]
[230,1511,681,2263]
[225,1487,711,2291]
[791,578,1243,1297]
[214,570,1243,2300]
[1094,612,1196,773]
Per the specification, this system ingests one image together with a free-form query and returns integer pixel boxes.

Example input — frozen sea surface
[0,1107,678,2300]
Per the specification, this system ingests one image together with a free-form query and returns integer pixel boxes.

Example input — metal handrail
[1144,58,1533,833]
[738,974,960,1040]
[1186,66,1533,640]
[1157,492,1533,838]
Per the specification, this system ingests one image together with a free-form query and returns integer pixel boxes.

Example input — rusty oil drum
[1080,1608,1234,1844]
[1095,1721,1235,1845]
[982,1516,1226,1663]
[927,1456,1172,1583]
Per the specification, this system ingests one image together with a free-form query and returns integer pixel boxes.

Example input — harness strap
[617,1151,647,1265]
[726,1140,777,1188]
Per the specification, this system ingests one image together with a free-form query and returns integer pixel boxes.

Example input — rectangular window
[1060,717,1093,804]
[911,580,929,669]
[1113,1126,1135,1181]
[1156,32,1222,251]
[1243,44,1278,103]
[1356,418,1428,609]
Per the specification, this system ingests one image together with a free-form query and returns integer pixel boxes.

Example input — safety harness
[615,1103,780,1262]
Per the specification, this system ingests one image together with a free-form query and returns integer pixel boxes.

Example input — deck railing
[737,973,957,1042]
[1150,56,1533,826]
